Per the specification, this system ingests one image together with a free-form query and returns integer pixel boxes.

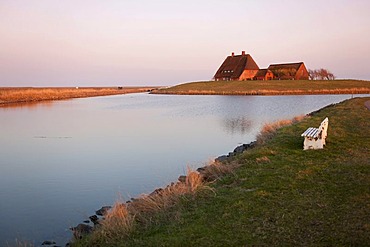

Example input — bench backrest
[318,117,329,139]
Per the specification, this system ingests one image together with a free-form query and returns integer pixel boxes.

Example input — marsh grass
[130,168,204,214]
[0,87,156,105]
[92,203,134,242]
[256,115,305,144]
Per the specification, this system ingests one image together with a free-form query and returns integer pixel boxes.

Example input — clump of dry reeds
[89,168,206,242]
[92,203,134,241]
[256,115,305,144]
[129,169,204,216]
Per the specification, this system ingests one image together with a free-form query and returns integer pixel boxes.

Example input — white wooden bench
[301,117,329,150]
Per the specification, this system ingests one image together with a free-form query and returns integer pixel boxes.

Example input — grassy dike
[152,79,370,95]
[74,97,370,246]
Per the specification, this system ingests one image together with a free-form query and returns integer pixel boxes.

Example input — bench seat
[301,127,319,139]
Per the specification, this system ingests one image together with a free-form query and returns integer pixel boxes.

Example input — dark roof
[214,54,259,79]
[254,69,270,77]
[267,62,303,71]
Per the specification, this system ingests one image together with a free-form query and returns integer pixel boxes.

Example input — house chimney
[231,52,235,57]
[242,51,245,56]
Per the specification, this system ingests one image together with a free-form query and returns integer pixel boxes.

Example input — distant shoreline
[151,79,370,96]
[0,87,158,106]
[152,89,370,96]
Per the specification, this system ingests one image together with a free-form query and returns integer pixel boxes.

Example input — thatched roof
[267,62,305,79]
[254,69,270,77]
[214,53,259,79]
[268,62,303,72]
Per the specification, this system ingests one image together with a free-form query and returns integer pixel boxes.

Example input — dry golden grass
[256,156,271,163]
[91,203,134,242]
[87,168,206,243]
[0,87,157,105]
[256,115,305,144]
[129,168,204,215]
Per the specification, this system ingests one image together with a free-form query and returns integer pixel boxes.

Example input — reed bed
[92,203,134,242]
[256,115,305,144]
[0,87,156,105]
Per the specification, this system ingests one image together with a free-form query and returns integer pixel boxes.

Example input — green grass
[74,97,370,246]
[153,80,370,95]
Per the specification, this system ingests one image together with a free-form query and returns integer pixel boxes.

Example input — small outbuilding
[253,69,274,80]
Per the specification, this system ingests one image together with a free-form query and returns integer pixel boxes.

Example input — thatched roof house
[214,51,259,81]
[214,52,309,81]
[267,62,309,80]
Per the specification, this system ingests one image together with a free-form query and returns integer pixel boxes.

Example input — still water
[0,93,358,245]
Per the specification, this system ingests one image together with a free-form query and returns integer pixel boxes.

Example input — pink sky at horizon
[0,0,369,87]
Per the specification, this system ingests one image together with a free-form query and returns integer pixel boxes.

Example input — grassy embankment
[74,97,370,246]
[0,87,157,106]
[152,79,370,95]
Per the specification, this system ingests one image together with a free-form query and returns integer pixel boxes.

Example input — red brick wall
[266,71,274,80]
[295,64,309,80]
[239,70,258,80]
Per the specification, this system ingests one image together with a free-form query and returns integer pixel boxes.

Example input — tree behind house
[309,68,335,80]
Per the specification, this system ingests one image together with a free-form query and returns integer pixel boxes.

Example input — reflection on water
[0,100,55,110]
[0,93,363,245]
[222,117,253,135]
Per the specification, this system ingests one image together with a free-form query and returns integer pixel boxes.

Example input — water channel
[0,93,361,245]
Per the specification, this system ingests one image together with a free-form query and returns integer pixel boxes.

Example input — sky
[0,0,369,87]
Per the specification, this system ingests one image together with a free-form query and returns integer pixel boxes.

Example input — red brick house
[267,62,309,80]
[214,51,259,81]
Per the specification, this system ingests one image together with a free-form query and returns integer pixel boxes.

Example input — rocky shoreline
[41,141,257,246]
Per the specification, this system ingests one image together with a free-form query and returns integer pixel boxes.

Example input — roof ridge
[269,62,303,66]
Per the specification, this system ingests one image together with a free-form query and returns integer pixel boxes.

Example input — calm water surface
[0,93,359,245]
